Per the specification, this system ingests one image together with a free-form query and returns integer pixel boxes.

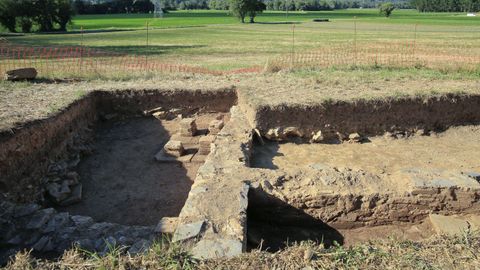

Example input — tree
[54,0,75,31]
[0,0,18,32]
[379,2,395,17]
[229,0,249,23]
[247,0,266,23]
[0,0,75,33]
[229,0,265,23]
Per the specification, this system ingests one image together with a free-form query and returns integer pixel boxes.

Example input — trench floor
[58,113,223,226]
[252,125,480,175]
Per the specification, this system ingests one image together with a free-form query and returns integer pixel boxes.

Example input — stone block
[192,238,243,259]
[199,135,215,155]
[46,182,70,203]
[155,217,179,234]
[208,120,224,135]
[152,111,168,120]
[33,236,54,252]
[59,184,83,206]
[128,239,151,255]
[164,140,185,157]
[5,68,37,81]
[170,134,198,149]
[14,204,40,218]
[26,208,55,230]
[179,118,197,137]
[173,220,205,242]
[143,107,163,116]
[310,131,324,143]
[348,133,363,143]
[71,215,94,228]
[155,150,193,163]
[43,212,70,233]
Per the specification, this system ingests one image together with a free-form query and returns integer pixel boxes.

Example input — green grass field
[69,9,480,30]
[2,9,479,72]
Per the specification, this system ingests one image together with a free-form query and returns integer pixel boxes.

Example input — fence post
[354,16,357,67]
[80,26,84,77]
[413,23,418,64]
[291,24,295,69]
[146,21,149,73]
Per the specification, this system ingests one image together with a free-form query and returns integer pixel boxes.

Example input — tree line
[72,0,412,13]
[411,0,479,12]
[74,0,154,14]
[0,0,74,33]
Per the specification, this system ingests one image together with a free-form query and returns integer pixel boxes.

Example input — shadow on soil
[57,117,193,226]
[248,189,344,252]
[86,45,207,55]
[250,140,281,170]
[256,21,302,25]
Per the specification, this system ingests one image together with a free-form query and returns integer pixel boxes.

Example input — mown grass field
[2,9,479,72]
[69,9,480,30]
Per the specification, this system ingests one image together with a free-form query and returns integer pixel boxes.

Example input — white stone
[311,131,324,143]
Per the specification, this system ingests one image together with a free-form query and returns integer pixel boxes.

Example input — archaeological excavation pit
[0,88,237,262]
[243,94,480,251]
[56,112,229,226]
[2,89,480,261]
[248,126,480,248]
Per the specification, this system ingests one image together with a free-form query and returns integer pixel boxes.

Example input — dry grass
[1,67,479,131]
[2,14,479,78]
[3,231,480,270]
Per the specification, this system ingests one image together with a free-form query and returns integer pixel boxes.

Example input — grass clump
[4,232,480,270]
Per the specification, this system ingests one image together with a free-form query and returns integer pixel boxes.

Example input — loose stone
[164,140,185,157]
[180,118,197,137]
[199,136,215,155]
[208,120,224,135]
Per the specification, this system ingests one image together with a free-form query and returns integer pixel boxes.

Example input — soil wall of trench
[247,94,480,140]
[0,88,237,203]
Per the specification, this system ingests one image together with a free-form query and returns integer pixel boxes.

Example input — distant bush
[379,2,395,17]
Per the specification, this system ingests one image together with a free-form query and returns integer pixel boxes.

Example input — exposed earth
[0,72,480,267]
[57,113,224,226]
[252,125,480,175]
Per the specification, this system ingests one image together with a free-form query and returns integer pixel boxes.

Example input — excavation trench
[247,127,480,249]
[1,90,480,261]
[242,94,480,251]
[56,113,227,226]
[0,88,236,263]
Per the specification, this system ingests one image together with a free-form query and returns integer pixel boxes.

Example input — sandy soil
[339,221,434,246]
[58,113,222,226]
[252,125,480,176]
